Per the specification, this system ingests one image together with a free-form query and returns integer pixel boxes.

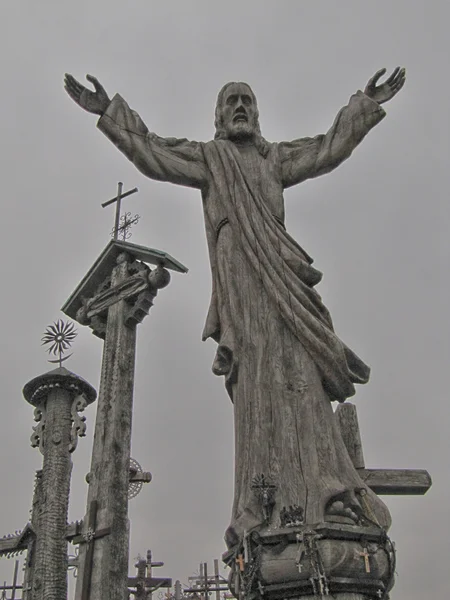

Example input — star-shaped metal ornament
[41,319,78,367]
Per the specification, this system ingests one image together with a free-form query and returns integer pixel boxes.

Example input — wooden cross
[101,182,139,241]
[356,547,371,573]
[335,403,432,496]
[128,550,171,600]
[235,555,245,572]
[72,500,111,600]
[185,560,229,599]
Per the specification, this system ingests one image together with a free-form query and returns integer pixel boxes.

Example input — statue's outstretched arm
[281,67,405,189]
[64,74,206,189]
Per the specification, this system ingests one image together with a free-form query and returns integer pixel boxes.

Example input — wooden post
[75,253,138,600]
[213,559,220,600]
[71,501,111,600]
[61,240,187,600]
[11,560,18,600]
[22,369,96,600]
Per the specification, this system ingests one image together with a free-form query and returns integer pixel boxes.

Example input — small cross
[235,554,245,572]
[376,590,384,599]
[102,182,139,241]
[251,474,277,492]
[356,547,371,573]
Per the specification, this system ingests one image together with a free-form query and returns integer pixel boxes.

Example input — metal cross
[114,212,141,241]
[102,182,139,240]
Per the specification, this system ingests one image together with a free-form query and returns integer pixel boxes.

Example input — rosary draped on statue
[64,68,405,549]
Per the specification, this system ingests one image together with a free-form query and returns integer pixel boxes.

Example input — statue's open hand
[364,67,405,105]
[64,74,110,116]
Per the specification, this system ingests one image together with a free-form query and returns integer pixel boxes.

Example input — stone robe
[97,91,391,545]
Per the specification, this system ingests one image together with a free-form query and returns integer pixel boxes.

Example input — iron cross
[102,182,139,240]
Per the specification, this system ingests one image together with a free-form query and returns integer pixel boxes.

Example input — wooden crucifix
[127,550,171,600]
[71,500,111,600]
[102,182,139,240]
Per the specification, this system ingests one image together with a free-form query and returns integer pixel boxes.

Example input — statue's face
[221,83,256,141]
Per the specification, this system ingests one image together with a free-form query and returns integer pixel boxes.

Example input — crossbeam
[101,182,138,240]
[357,468,431,495]
[335,403,432,496]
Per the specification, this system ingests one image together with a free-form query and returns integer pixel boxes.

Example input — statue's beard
[225,120,255,142]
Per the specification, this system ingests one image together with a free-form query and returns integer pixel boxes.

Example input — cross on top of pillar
[101,182,139,241]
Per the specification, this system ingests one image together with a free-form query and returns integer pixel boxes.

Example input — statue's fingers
[385,67,401,85]
[391,69,406,90]
[368,67,387,88]
[64,80,82,102]
[392,76,406,93]
[64,73,83,91]
[64,74,84,98]
[396,67,406,84]
[86,74,106,94]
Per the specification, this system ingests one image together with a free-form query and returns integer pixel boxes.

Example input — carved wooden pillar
[23,368,96,600]
[62,239,187,600]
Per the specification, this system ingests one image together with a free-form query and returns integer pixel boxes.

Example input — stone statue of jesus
[64,68,405,549]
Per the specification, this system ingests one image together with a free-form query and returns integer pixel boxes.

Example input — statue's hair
[214,82,270,157]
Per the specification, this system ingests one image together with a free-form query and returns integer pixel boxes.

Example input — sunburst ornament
[41,319,78,367]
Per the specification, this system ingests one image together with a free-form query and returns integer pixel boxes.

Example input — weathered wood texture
[75,254,137,600]
[335,403,365,469]
[63,70,410,600]
[22,471,43,600]
[93,84,396,546]
[32,387,72,600]
[358,468,432,495]
[335,402,432,495]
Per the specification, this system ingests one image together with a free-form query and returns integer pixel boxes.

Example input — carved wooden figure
[63,69,431,599]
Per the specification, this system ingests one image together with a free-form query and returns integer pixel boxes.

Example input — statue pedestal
[227,523,395,600]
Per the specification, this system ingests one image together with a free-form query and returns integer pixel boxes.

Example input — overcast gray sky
[0,1,448,597]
